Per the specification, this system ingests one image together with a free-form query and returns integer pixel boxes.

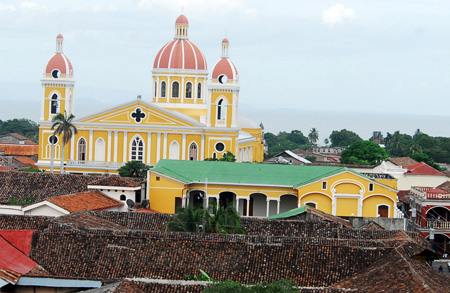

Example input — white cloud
[71,4,120,13]
[0,4,16,12]
[20,2,54,13]
[322,4,355,25]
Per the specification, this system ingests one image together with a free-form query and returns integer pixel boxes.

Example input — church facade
[37,15,265,174]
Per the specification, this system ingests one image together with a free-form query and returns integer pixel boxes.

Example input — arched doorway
[377,205,389,218]
[427,233,450,255]
[280,194,298,213]
[188,190,205,208]
[219,192,236,208]
[249,193,267,217]
[189,142,198,161]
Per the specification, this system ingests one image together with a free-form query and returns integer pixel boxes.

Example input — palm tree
[308,128,319,144]
[51,111,77,174]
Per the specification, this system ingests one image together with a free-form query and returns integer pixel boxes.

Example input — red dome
[222,38,229,44]
[56,34,64,39]
[153,39,207,70]
[176,14,189,24]
[45,53,73,75]
[212,58,238,80]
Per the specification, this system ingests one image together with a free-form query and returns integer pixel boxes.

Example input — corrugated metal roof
[0,269,21,286]
[152,159,348,187]
[0,235,36,276]
[267,206,307,219]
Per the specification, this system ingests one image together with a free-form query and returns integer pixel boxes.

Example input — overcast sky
[1,0,450,142]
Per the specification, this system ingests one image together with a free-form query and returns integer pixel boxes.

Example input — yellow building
[37,15,264,174]
[148,160,399,218]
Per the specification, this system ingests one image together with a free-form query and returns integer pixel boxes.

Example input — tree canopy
[340,140,387,165]
[329,129,362,147]
[118,160,151,178]
[0,118,39,142]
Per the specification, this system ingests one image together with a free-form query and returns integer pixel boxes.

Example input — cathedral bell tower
[208,38,240,128]
[40,34,75,121]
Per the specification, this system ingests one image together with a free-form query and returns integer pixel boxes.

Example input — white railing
[67,160,125,168]
[426,220,450,229]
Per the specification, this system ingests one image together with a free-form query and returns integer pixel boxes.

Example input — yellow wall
[148,174,186,213]
[300,193,332,214]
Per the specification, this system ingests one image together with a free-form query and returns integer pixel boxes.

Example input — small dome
[153,39,207,70]
[212,58,238,80]
[56,34,64,39]
[175,14,189,25]
[45,54,73,75]
[222,38,229,44]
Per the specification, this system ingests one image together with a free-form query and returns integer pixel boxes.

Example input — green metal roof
[267,206,307,219]
[152,160,351,187]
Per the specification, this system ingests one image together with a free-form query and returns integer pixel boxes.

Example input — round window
[215,142,225,152]
[48,135,58,145]
[218,74,228,84]
[51,69,61,78]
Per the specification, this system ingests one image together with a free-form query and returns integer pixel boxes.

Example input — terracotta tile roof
[359,221,385,230]
[397,190,411,203]
[387,157,418,167]
[47,191,123,213]
[404,162,447,176]
[15,156,37,168]
[436,181,450,193]
[133,208,162,213]
[0,171,103,204]
[0,133,37,145]
[0,215,51,230]
[0,144,39,156]
[89,176,141,188]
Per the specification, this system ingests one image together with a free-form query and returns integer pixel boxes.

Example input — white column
[246,197,250,217]
[167,76,171,99]
[231,92,237,127]
[236,198,240,215]
[155,76,159,102]
[181,76,185,103]
[182,133,186,160]
[206,89,212,126]
[156,133,161,163]
[332,196,337,216]
[88,130,93,161]
[266,199,270,217]
[201,134,205,160]
[113,131,118,162]
[194,77,198,104]
[277,199,280,214]
[107,130,112,162]
[163,133,168,159]
[358,196,363,217]
[147,132,152,164]
[123,131,128,162]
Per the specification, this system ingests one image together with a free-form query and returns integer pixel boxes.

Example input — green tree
[0,118,39,142]
[308,128,319,144]
[409,153,442,171]
[324,138,329,146]
[118,160,150,178]
[167,203,246,234]
[329,129,362,147]
[340,140,387,165]
[51,111,77,174]
[288,130,308,145]
[220,151,236,162]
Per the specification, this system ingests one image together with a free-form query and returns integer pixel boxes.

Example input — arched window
[94,138,105,162]
[217,99,226,121]
[172,81,179,98]
[78,138,86,161]
[51,93,59,114]
[120,194,126,201]
[154,81,157,97]
[197,82,202,99]
[131,136,144,162]
[189,142,198,161]
[185,82,192,98]
[169,141,180,160]
[161,81,166,98]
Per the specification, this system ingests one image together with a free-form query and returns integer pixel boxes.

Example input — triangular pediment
[76,100,204,127]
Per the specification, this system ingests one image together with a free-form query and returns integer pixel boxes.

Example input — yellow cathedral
[37,15,265,174]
